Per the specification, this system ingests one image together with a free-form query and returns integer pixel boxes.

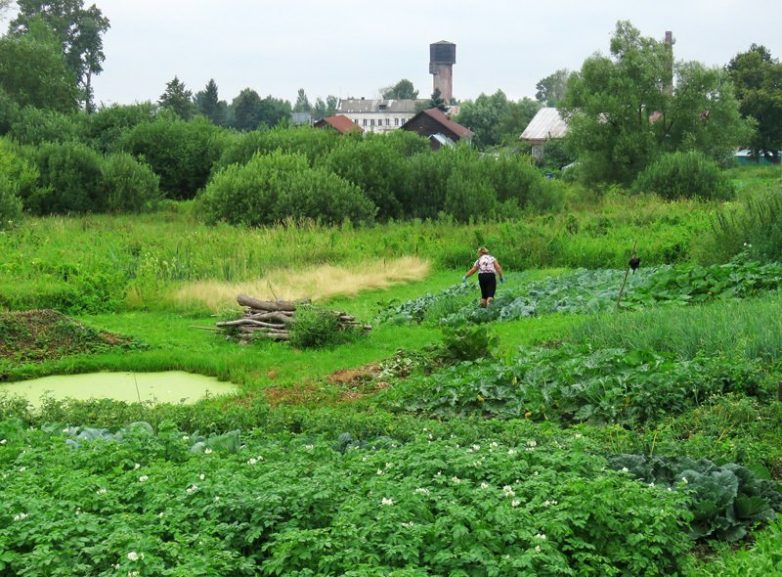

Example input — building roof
[403,108,474,140]
[313,115,363,134]
[337,98,426,114]
[520,107,568,144]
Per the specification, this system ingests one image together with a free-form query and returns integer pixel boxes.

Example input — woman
[463,246,504,307]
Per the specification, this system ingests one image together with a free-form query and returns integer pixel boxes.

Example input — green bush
[632,151,734,200]
[8,106,83,145]
[320,133,408,220]
[27,141,104,214]
[216,125,344,169]
[101,152,161,213]
[82,102,156,153]
[199,151,375,226]
[440,324,497,362]
[121,114,227,199]
[697,190,782,264]
[0,174,22,228]
[289,305,362,349]
[0,138,37,224]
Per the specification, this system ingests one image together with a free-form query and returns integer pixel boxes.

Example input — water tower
[429,41,456,104]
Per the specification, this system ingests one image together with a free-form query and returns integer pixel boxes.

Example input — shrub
[440,324,497,362]
[216,125,343,169]
[289,305,362,349]
[8,106,83,145]
[82,102,156,153]
[121,114,227,199]
[0,174,22,228]
[27,141,104,214]
[632,151,735,200]
[0,138,38,219]
[320,134,408,220]
[697,190,782,264]
[199,150,375,226]
[101,153,161,212]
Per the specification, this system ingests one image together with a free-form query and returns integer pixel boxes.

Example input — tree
[195,79,228,126]
[381,79,419,100]
[727,45,782,163]
[293,88,311,113]
[0,19,78,112]
[312,95,338,120]
[535,69,571,106]
[10,0,109,112]
[456,91,539,149]
[159,76,195,120]
[429,88,447,112]
[231,88,263,131]
[562,21,749,185]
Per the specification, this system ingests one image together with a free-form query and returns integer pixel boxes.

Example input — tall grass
[569,292,782,361]
[0,192,713,312]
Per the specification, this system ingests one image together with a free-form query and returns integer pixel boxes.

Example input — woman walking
[463,247,504,307]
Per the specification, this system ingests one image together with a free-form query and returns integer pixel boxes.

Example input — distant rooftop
[520,107,568,144]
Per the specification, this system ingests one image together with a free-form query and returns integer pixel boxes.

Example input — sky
[25,0,782,107]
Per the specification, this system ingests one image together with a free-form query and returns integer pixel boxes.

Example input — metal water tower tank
[429,41,456,104]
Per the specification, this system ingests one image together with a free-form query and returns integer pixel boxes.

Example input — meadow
[1,167,782,576]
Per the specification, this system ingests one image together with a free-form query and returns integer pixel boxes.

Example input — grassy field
[1,169,782,575]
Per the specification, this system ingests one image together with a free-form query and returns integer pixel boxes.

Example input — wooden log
[216,319,286,329]
[247,311,294,325]
[237,294,298,312]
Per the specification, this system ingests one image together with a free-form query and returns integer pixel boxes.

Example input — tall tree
[10,0,110,112]
[230,88,263,131]
[381,79,419,100]
[293,88,311,113]
[159,76,195,120]
[195,79,227,126]
[727,45,782,163]
[0,18,78,112]
[429,88,447,112]
[535,69,571,106]
[562,21,749,184]
[312,95,338,120]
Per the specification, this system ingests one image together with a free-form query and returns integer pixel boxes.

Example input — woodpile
[216,294,370,344]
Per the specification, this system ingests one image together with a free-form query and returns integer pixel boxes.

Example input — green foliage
[158,76,195,120]
[81,102,156,153]
[289,305,363,349]
[26,140,104,214]
[101,152,161,213]
[0,28,78,112]
[699,189,782,264]
[633,151,735,200]
[440,324,497,362]
[0,423,693,576]
[216,126,343,169]
[382,344,772,426]
[320,133,409,220]
[455,91,541,149]
[687,517,782,576]
[570,291,782,362]
[8,105,83,145]
[0,174,22,228]
[607,454,782,541]
[727,44,782,162]
[122,115,227,199]
[381,78,419,100]
[563,21,749,185]
[199,151,376,226]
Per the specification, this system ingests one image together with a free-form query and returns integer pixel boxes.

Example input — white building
[336,98,428,134]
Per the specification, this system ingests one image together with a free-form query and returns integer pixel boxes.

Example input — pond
[0,371,239,408]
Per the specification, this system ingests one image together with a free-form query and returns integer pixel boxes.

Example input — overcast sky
[49,0,782,106]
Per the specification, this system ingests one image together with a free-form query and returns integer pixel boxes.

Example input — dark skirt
[478,272,496,299]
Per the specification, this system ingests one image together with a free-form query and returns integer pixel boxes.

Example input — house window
[370,119,375,127]
[362,119,367,126]
[395,118,399,126]
[386,118,390,126]
[354,119,358,124]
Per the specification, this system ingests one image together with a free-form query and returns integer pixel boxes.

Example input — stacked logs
[216,294,370,343]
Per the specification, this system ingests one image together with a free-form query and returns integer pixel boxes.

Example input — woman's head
[477,246,489,256]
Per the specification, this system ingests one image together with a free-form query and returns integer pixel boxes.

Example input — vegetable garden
[1,168,782,576]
